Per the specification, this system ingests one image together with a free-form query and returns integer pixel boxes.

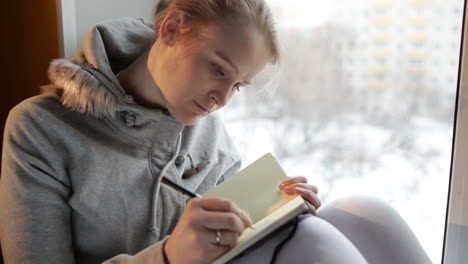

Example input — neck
[117,49,167,109]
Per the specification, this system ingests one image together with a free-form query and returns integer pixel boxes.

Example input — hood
[45,18,155,119]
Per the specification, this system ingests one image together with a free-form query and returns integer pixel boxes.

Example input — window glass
[223,0,464,262]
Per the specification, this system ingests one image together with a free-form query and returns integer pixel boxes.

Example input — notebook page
[203,153,296,223]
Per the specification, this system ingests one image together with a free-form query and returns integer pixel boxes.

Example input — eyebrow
[215,50,251,85]
[215,50,239,74]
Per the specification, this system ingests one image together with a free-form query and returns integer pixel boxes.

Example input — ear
[159,11,191,46]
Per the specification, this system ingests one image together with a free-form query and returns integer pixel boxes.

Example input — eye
[212,63,225,77]
[233,83,241,92]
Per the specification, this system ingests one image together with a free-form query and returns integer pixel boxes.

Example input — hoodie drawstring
[149,132,182,234]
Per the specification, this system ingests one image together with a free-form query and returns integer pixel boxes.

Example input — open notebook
[203,153,309,264]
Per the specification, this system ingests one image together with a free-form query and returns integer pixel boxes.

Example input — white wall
[57,0,157,58]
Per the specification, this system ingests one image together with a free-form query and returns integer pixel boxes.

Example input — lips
[194,100,209,115]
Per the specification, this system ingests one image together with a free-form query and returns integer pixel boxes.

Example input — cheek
[165,61,194,90]
[166,55,219,102]
[182,64,214,93]
[165,64,204,103]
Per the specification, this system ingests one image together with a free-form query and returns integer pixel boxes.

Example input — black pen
[161,176,202,198]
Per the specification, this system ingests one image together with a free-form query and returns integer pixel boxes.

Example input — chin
[176,114,202,126]
[168,108,200,126]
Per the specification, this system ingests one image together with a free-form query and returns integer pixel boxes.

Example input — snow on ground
[225,114,452,263]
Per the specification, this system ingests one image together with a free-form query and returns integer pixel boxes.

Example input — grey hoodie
[0,18,241,264]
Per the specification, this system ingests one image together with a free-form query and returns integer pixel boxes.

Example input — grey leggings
[230,195,432,264]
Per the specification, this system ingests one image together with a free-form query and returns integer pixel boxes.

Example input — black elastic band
[270,216,300,264]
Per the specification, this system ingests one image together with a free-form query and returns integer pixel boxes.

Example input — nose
[209,85,232,108]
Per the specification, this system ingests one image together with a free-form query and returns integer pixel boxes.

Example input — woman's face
[151,15,272,125]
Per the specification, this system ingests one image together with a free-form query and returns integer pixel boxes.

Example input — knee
[296,215,344,240]
[295,215,359,245]
[317,195,401,225]
[284,215,367,263]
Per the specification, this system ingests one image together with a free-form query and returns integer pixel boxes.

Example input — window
[223,0,464,263]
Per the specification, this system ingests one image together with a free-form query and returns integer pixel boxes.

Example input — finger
[198,211,245,234]
[295,187,322,209]
[204,228,240,247]
[283,183,318,195]
[197,233,231,259]
[239,209,254,229]
[195,197,235,212]
[307,203,318,216]
[196,198,254,228]
[278,176,308,190]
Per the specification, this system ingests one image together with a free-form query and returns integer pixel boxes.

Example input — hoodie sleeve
[0,108,75,264]
[102,237,169,264]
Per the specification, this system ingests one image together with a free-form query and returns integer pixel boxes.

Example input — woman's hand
[164,197,253,264]
[278,176,321,216]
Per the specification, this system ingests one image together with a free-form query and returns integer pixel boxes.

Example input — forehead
[192,21,272,79]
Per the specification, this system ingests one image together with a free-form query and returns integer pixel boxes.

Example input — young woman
[0,0,432,263]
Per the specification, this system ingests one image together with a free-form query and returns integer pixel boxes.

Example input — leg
[230,214,368,264]
[318,195,432,264]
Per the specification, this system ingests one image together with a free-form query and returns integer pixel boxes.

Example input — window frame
[443,1,468,263]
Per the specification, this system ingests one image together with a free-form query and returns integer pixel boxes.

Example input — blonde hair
[154,0,279,64]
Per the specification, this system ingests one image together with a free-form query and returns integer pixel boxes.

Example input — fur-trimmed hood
[45,18,155,119]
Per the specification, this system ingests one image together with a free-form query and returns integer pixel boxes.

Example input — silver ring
[215,230,222,245]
